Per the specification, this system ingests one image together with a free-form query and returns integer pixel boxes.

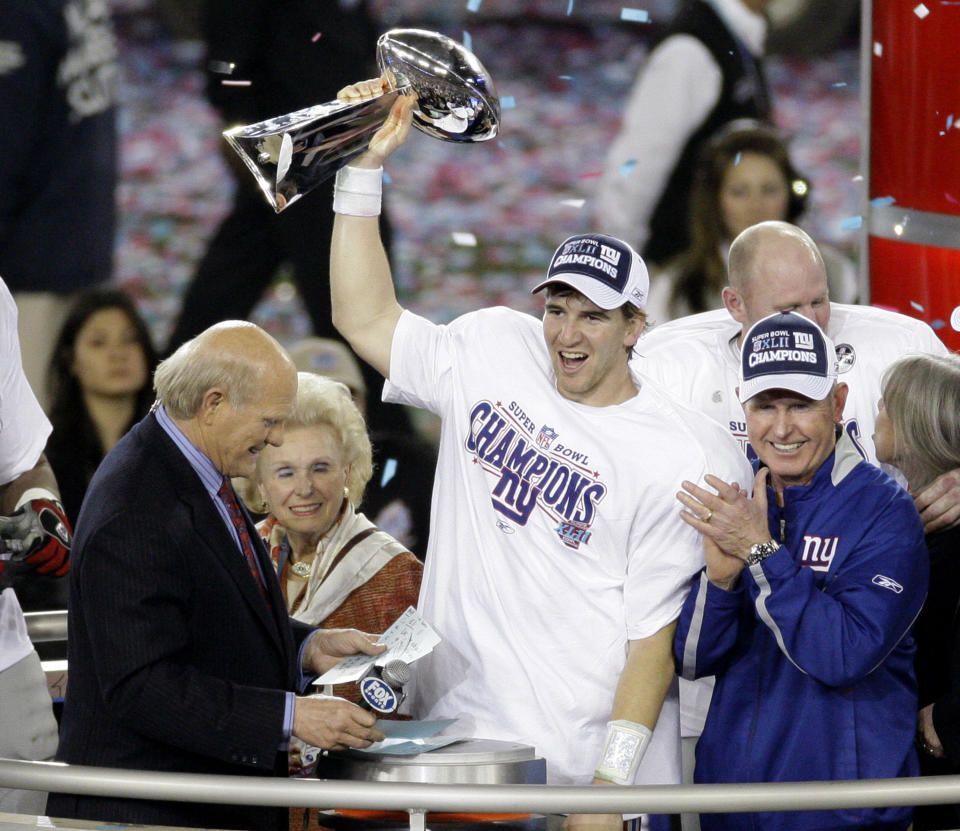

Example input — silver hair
[253,372,373,505]
[881,352,960,491]
[153,334,262,420]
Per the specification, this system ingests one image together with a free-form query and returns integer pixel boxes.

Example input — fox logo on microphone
[358,660,411,715]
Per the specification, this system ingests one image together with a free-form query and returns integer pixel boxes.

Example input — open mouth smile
[559,350,587,371]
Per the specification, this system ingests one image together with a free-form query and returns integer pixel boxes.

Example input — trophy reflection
[223,28,501,213]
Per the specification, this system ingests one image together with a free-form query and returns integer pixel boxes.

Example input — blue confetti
[466,0,482,11]
[840,215,863,231]
[567,0,575,13]
[733,151,742,166]
[948,114,955,129]
[383,171,392,184]
[463,30,472,52]
[558,75,573,80]
[618,159,638,177]
[871,195,896,207]
[500,95,516,109]
[932,319,947,330]
[380,458,398,487]
[910,300,925,312]
[832,82,848,87]
[620,7,650,22]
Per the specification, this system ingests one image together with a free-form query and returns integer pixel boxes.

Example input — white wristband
[333,165,383,216]
[594,719,652,785]
[14,488,59,511]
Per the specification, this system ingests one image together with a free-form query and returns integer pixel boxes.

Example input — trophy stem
[223,90,403,213]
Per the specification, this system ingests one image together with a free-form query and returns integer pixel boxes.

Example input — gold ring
[702,510,713,522]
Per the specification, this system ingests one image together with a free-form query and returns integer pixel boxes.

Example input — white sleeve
[383,309,453,415]
[593,36,722,250]
[0,279,51,485]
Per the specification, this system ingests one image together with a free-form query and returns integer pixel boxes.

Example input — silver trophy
[223,28,501,212]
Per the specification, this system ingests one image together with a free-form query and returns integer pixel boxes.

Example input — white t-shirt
[0,277,53,673]
[636,302,948,734]
[638,303,947,467]
[385,306,751,785]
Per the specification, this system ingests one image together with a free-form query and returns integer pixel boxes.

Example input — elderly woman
[874,352,960,831]
[248,372,422,685]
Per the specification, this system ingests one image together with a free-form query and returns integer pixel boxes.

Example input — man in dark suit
[48,321,385,831]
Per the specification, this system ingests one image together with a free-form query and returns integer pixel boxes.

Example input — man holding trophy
[327,77,750,829]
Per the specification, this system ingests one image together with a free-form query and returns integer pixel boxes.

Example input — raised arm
[330,79,416,378]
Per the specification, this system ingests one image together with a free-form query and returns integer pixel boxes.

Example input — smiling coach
[674,311,927,831]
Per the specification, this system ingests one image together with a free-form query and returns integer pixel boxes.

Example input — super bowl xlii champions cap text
[531,233,649,310]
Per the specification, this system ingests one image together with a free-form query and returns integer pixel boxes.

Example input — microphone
[358,659,411,714]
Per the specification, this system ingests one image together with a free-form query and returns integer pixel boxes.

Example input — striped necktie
[217,477,269,601]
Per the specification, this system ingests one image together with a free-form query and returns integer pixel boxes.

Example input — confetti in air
[221,80,251,86]
[383,172,392,184]
[832,82,847,88]
[500,96,516,109]
[910,301,926,312]
[620,7,650,22]
[467,0,482,11]
[733,151,742,166]
[871,196,896,208]
[914,3,930,17]
[618,159,638,177]
[311,32,321,42]
[567,0,575,13]
[873,42,883,56]
[840,215,863,231]
[463,30,472,52]
[932,319,946,330]
[380,458,398,487]
[560,198,586,209]
[209,60,235,75]
[452,232,478,246]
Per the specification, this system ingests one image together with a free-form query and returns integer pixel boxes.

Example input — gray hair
[256,372,373,505]
[881,352,960,491]
[154,324,264,419]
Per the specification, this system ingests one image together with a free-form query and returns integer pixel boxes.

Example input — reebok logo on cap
[531,233,649,310]
[739,312,838,403]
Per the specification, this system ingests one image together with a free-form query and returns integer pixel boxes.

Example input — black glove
[0,499,72,579]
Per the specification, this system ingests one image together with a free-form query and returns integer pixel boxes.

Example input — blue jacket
[676,433,928,831]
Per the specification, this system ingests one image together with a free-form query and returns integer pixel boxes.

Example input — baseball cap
[531,233,649,310]
[287,337,367,397]
[738,312,837,403]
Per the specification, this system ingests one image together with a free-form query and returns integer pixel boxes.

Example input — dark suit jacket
[48,412,314,831]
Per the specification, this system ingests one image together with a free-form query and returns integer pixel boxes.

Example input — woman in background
[646,121,857,323]
[45,287,156,525]
[874,351,960,831]
[246,372,422,789]
[248,372,422,689]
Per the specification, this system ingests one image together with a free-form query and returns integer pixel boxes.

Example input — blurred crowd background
[111,0,861,349]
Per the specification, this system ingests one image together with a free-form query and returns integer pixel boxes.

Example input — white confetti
[873,42,883,56]
[914,3,930,17]
[452,232,478,246]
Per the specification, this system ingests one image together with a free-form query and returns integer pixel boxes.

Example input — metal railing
[14,611,960,826]
[4,759,960,827]
[23,610,67,643]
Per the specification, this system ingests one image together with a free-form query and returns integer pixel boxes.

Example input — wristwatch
[746,540,781,566]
